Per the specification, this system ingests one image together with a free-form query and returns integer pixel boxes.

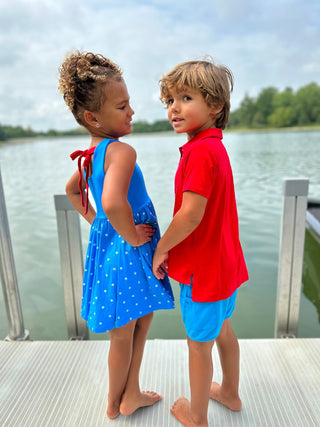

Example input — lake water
[0,130,320,340]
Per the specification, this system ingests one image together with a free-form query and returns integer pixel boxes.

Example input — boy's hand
[153,247,168,279]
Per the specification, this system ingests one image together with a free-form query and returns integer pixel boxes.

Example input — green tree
[294,83,320,125]
[237,94,256,127]
[255,87,278,126]
[268,107,295,127]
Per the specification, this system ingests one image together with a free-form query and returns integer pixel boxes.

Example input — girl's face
[166,87,219,140]
[95,79,134,139]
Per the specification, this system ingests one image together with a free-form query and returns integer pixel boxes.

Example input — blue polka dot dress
[81,139,175,332]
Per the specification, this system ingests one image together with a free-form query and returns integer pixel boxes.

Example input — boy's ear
[211,103,224,116]
[83,110,98,128]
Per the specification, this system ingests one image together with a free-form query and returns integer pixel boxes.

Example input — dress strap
[70,146,96,215]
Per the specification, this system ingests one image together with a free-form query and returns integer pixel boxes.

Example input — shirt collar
[179,128,223,156]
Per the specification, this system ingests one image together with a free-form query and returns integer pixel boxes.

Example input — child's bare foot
[119,391,162,416]
[210,382,242,411]
[106,398,120,419]
[171,397,208,427]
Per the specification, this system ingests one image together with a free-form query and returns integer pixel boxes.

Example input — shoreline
[1,125,320,145]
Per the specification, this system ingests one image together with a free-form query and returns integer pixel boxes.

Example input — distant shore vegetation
[1,82,320,142]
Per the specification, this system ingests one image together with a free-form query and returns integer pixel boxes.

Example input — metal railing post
[0,168,29,341]
[54,195,88,340]
[274,178,309,338]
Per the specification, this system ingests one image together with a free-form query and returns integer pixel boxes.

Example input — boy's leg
[120,312,162,415]
[171,336,214,427]
[210,318,242,411]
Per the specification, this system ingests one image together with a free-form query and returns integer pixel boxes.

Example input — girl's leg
[171,337,214,427]
[120,312,162,415]
[210,319,242,411]
[107,319,137,419]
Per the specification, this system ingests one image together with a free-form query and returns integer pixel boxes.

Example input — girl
[59,51,174,419]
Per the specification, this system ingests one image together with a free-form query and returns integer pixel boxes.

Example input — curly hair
[160,59,234,129]
[58,51,123,127]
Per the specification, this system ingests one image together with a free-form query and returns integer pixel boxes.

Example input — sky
[0,0,319,132]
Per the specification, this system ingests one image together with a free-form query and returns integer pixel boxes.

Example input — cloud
[0,0,319,131]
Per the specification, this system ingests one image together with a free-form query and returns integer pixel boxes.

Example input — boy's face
[165,86,220,140]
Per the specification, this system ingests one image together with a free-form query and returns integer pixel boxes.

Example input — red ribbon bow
[70,146,96,214]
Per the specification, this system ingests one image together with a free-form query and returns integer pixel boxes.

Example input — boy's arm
[152,191,207,279]
[65,170,96,224]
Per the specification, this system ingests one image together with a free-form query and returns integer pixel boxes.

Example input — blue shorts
[179,283,237,342]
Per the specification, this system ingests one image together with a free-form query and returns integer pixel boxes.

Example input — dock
[1,338,319,427]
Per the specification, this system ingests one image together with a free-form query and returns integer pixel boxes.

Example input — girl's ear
[83,110,99,128]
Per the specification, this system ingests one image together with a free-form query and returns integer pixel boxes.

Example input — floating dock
[1,339,319,426]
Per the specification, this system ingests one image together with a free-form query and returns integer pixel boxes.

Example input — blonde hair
[58,51,123,127]
[160,59,233,129]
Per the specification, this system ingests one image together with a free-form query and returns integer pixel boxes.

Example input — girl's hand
[152,247,168,280]
[133,224,155,246]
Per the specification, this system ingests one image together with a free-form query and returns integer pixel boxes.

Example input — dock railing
[274,178,309,338]
[54,195,88,340]
[0,168,29,341]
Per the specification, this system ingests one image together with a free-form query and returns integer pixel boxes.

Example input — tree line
[1,82,320,141]
[228,82,320,129]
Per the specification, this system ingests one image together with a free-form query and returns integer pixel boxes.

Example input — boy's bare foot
[120,391,162,416]
[210,382,242,411]
[106,398,120,419]
[171,397,208,427]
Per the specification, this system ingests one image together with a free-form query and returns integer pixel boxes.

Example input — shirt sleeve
[182,142,216,198]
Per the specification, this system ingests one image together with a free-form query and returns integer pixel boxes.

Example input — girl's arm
[152,191,207,279]
[101,143,154,246]
[65,170,96,224]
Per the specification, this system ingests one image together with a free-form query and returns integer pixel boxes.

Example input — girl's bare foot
[120,391,162,416]
[106,398,120,419]
[210,382,242,411]
[171,397,208,427]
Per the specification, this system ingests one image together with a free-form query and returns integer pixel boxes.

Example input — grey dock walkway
[1,339,319,427]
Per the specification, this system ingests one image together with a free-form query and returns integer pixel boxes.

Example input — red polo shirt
[167,128,248,302]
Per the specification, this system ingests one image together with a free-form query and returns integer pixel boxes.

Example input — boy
[153,59,248,427]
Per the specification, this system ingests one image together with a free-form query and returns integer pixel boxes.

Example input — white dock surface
[1,339,319,427]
